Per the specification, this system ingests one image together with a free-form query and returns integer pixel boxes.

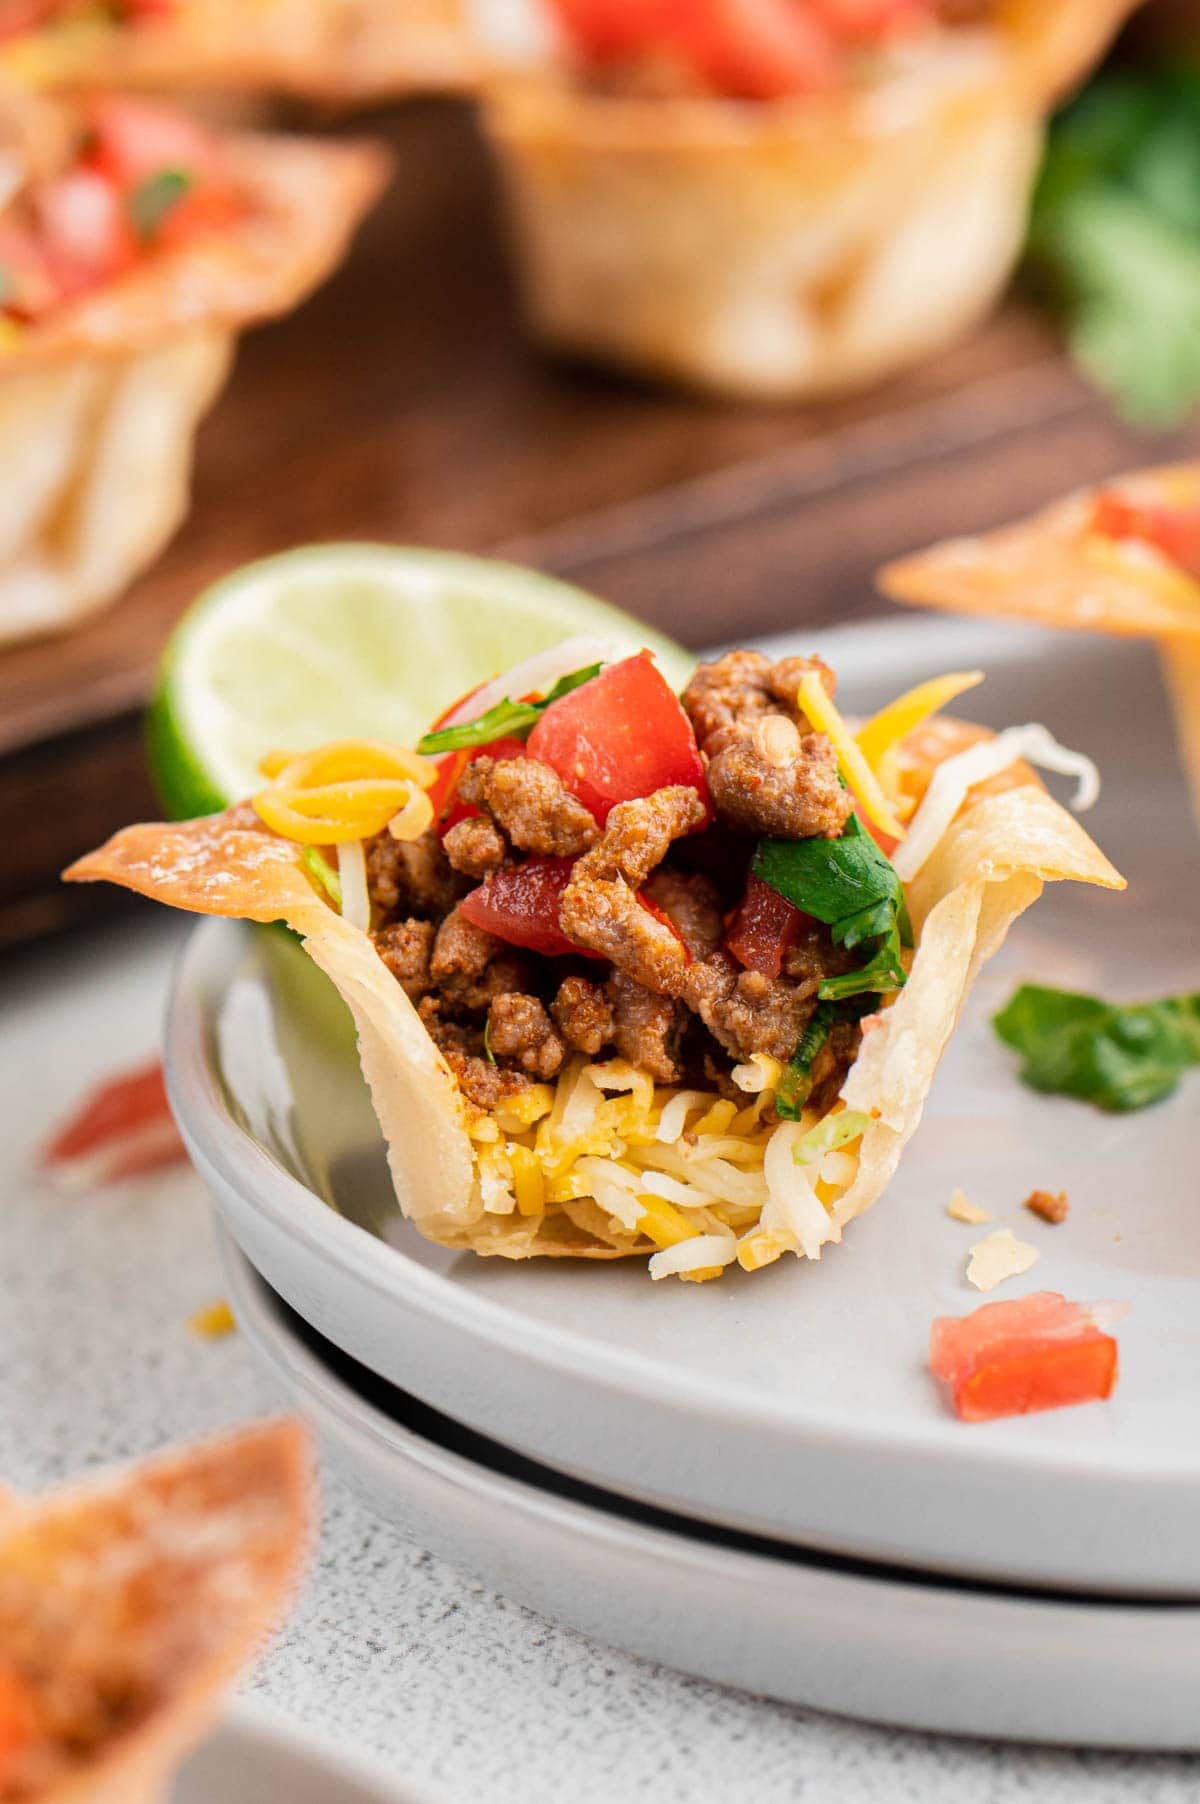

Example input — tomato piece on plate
[1091,491,1200,580]
[459,858,599,959]
[930,1290,1121,1424]
[726,874,808,978]
[659,0,837,98]
[526,652,709,826]
[34,168,137,299]
[547,0,667,58]
[40,1058,187,1190]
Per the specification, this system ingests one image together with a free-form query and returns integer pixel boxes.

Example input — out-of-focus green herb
[994,983,1200,1112]
[417,664,601,755]
[302,845,341,907]
[1027,67,1200,427]
[129,168,192,242]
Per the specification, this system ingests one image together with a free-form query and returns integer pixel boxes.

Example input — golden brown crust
[0,1421,310,1804]
[881,460,1200,643]
[1,0,476,103]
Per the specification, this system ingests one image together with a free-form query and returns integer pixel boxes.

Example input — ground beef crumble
[368,649,875,1109]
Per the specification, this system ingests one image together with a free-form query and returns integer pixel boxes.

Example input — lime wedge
[147,543,693,818]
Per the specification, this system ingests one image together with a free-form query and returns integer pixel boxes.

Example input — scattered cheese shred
[947,1187,991,1225]
[336,840,370,931]
[966,1228,1041,1293]
[798,671,906,841]
[856,671,985,772]
[189,1300,236,1339]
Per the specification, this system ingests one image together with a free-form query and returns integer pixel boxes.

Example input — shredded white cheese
[966,1227,1040,1292]
[893,725,1100,882]
[947,1187,991,1226]
[336,840,370,931]
[648,1233,737,1281]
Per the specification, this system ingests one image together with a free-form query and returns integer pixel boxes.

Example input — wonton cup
[66,717,1121,1269]
[1,0,475,104]
[0,1421,310,1804]
[481,0,1140,400]
[0,121,388,647]
[880,461,1200,826]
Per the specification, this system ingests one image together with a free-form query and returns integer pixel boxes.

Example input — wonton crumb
[966,1227,1041,1293]
[947,1187,991,1225]
[1025,1188,1069,1225]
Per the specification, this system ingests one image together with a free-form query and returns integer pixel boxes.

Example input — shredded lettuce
[791,1109,871,1167]
[301,846,341,907]
[417,664,601,755]
[994,983,1200,1112]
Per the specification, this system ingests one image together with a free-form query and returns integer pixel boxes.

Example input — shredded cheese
[893,724,1100,882]
[252,738,437,845]
[798,671,906,840]
[947,1187,991,1226]
[648,1233,737,1281]
[336,840,370,932]
[856,670,985,772]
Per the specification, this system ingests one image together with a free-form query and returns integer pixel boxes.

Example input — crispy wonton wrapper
[880,460,1200,824]
[480,0,1140,400]
[1,0,475,103]
[0,1421,310,1804]
[65,722,1122,1265]
[0,122,388,646]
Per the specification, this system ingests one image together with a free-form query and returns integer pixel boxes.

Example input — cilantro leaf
[1028,67,1200,427]
[993,983,1200,1112]
[417,664,601,756]
[129,167,192,243]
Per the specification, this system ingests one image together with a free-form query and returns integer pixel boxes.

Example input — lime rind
[148,542,693,819]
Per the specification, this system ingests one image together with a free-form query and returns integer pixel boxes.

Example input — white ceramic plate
[221,1231,1200,1752]
[167,616,1200,1596]
[174,1702,423,1802]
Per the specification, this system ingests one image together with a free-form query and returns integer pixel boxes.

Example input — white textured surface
[3,916,1199,1804]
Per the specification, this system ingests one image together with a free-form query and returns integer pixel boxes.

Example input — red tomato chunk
[725,874,807,979]
[1092,492,1200,580]
[930,1290,1121,1424]
[459,858,595,959]
[526,651,709,826]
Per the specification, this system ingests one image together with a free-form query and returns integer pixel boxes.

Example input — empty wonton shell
[1,0,476,103]
[880,461,1200,822]
[0,127,388,644]
[65,723,1122,1266]
[480,0,1140,399]
[0,1420,310,1804]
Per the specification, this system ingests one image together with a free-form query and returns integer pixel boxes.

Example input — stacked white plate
[167,617,1200,1750]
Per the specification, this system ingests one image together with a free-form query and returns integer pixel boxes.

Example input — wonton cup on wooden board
[0,0,475,104]
[0,1420,310,1804]
[880,461,1200,824]
[480,0,1139,400]
[0,115,388,647]
[66,718,1121,1275]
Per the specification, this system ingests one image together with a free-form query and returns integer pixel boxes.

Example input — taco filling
[67,634,1123,1281]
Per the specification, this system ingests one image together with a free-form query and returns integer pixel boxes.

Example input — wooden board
[4,97,1198,950]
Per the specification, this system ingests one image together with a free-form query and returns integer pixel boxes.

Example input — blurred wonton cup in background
[0,89,388,648]
[481,1,1142,400]
[0,0,477,104]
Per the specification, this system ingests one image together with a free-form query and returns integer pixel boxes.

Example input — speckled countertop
[4,918,1197,1804]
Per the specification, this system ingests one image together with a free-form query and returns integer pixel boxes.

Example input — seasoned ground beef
[375,918,434,1000]
[430,906,532,1013]
[486,993,566,1080]
[684,651,852,842]
[683,950,820,1063]
[459,756,598,858]
[552,975,614,1056]
[443,815,507,878]
[608,972,687,1083]
[417,1001,532,1110]
[643,867,722,959]
[366,828,464,923]
[559,786,707,991]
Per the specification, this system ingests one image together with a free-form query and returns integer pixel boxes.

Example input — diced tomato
[0,1664,36,1783]
[639,893,693,962]
[0,218,60,318]
[431,737,529,835]
[83,96,225,191]
[459,858,595,959]
[0,0,62,45]
[808,0,931,42]
[121,0,174,17]
[34,168,137,300]
[526,651,709,827]
[726,874,808,979]
[547,0,668,59]
[548,0,839,97]
[40,1059,187,1190]
[930,1291,1121,1424]
[1091,491,1200,580]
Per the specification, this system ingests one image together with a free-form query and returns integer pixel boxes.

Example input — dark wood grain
[2,95,1198,950]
